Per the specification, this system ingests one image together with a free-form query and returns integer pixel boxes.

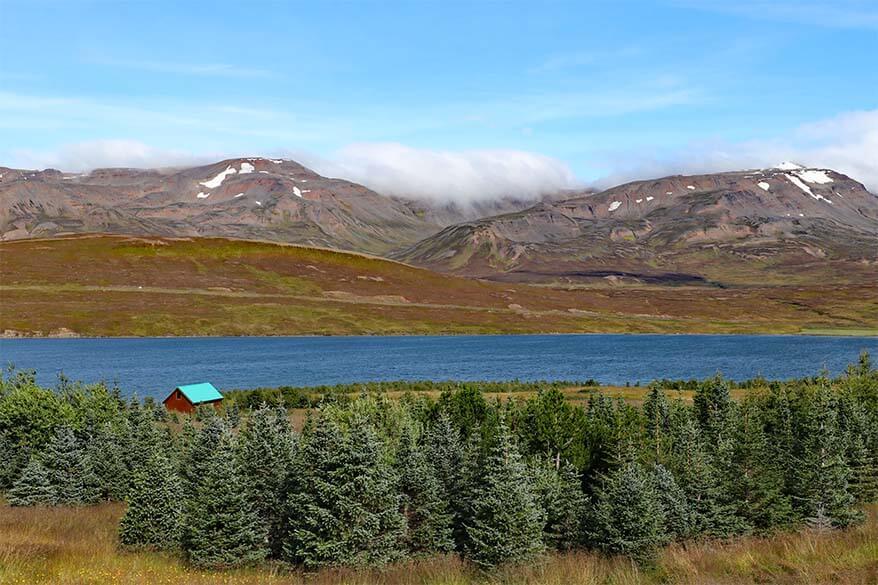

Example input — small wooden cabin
[163,382,223,414]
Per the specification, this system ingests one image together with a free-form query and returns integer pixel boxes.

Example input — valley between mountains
[1,158,876,337]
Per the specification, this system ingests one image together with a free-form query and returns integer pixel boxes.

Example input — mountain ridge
[3,158,876,287]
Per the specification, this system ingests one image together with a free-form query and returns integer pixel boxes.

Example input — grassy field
[1,235,877,337]
[1,502,875,585]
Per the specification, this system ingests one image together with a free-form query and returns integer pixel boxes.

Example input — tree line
[1,354,876,569]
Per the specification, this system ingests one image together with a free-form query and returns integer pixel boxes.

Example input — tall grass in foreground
[1,503,875,585]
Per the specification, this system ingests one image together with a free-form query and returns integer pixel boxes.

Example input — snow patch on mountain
[786,174,832,203]
[200,165,237,189]
[796,170,833,184]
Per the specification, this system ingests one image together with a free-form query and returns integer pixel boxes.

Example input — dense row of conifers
[1,355,877,569]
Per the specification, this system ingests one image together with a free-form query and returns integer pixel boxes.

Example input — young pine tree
[86,422,130,501]
[649,463,692,542]
[587,454,667,564]
[463,419,545,569]
[728,401,794,532]
[118,445,183,550]
[530,459,587,550]
[42,426,100,506]
[181,426,268,568]
[235,405,296,557]
[282,415,405,568]
[7,456,56,506]
[395,422,455,555]
[668,410,742,538]
[792,387,863,529]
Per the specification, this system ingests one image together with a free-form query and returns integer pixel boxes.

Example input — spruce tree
[668,410,741,538]
[643,385,672,463]
[587,455,667,563]
[395,422,455,555]
[531,459,587,550]
[86,422,130,501]
[42,426,100,505]
[837,394,878,504]
[792,387,863,529]
[463,419,544,569]
[282,415,405,568]
[649,463,692,542]
[729,401,794,532]
[118,445,183,550]
[181,427,268,568]
[7,456,56,506]
[236,405,296,557]
[424,410,470,550]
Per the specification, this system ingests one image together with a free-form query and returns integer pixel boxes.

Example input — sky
[1,0,877,200]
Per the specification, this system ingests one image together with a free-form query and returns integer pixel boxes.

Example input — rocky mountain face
[0,159,477,255]
[3,159,876,287]
[394,164,878,286]
[0,158,555,255]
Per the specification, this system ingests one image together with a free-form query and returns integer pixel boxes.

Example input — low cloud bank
[595,109,878,193]
[300,143,579,205]
[10,140,213,172]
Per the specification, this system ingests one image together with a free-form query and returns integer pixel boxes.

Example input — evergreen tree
[463,419,544,569]
[236,405,296,557]
[86,422,130,501]
[792,387,863,529]
[531,459,587,550]
[181,427,268,568]
[282,415,405,568]
[649,463,692,542]
[587,455,667,563]
[395,422,455,555]
[643,385,672,463]
[118,445,183,550]
[728,402,794,532]
[837,394,878,504]
[7,456,56,506]
[515,388,587,469]
[668,411,742,538]
[42,426,100,505]
[424,410,471,550]
[179,416,226,495]
[694,375,734,444]
[0,433,30,491]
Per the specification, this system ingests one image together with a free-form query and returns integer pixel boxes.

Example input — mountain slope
[395,164,878,286]
[0,159,436,255]
[2,235,876,336]
[0,158,552,255]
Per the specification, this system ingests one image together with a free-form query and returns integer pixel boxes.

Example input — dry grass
[1,503,875,585]
[2,235,877,337]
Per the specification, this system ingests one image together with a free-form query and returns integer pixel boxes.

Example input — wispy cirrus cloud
[91,57,275,78]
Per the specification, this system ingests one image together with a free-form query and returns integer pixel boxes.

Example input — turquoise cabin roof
[175,382,223,404]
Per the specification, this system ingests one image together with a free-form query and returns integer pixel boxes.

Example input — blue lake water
[0,335,876,399]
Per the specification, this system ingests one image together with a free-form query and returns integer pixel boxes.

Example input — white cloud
[10,140,214,171]
[595,109,878,193]
[8,140,578,204]
[300,143,579,205]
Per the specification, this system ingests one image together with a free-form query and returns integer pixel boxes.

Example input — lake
[0,335,875,399]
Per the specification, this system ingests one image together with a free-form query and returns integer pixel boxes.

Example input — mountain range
[2,157,876,287]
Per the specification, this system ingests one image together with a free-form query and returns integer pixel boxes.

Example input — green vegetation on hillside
[2,235,877,336]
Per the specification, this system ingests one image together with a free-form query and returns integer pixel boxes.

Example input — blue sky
[2,0,877,196]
